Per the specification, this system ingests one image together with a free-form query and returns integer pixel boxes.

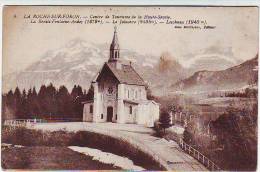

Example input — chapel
[82,27,159,127]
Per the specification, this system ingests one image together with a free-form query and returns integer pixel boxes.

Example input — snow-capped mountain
[171,55,258,93]
[180,46,242,72]
[3,38,252,96]
[3,38,181,93]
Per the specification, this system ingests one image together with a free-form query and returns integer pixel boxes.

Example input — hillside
[171,55,258,93]
[3,38,255,95]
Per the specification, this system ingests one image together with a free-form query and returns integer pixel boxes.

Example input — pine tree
[85,85,94,100]
[3,84,87,121]
[13,87,22,118]
[77,85,83,96]
[46,83,57,120]
[2,90,15,120]
[19,89,28,118]
[31,87,39,118]
[71,85,78,99]
[71,85,84,120]
[57,85,72,119]
[27,88,33,118]
[38,85,47,117]
[6,90,14,109]
[159,109,172,133]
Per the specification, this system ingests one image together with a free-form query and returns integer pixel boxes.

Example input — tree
[19,89,28,118]
[3,90,15,121]
[46,83,57,117]
[30,87,40,119]
[82,85,94,101]
[71,85,83,99]
[209,108,257,170]
[183,123,194,144]
[146,87,155,100]
[38,85,47,116]
[159,109,172,133]
[13,87,22,118]
[2,84,89,121]
[57,85,72,119]
[71,85,78,99]
[38,83,57,119]
[71,85,84,119]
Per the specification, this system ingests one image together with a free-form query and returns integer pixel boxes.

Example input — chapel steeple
[109,26,120,62]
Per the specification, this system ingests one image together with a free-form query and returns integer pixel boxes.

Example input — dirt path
[29,122,207,171]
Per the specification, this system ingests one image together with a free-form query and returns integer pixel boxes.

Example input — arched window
[90,105,93,113]
[129,106,132,114]
[115,51,118,58]
[101,114,103,119]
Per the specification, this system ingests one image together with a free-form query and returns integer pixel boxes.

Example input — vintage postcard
[1,5,258,171]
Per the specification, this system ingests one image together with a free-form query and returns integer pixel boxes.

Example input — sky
[3,6,259,75]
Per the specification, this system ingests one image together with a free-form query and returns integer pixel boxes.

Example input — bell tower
[109,26,120,62]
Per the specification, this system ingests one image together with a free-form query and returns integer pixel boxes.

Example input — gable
[96,63,120,84]
[96,62,146,86]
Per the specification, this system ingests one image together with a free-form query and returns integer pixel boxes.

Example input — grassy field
[2,126,164,170]
[2,146,120,170]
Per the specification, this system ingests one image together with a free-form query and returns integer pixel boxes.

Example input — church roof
[96,62,146,86]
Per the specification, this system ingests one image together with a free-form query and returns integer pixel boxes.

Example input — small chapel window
[101,114,103,119]
[90,105,93,113]
[129,106,132,114]
[131,89,135,100]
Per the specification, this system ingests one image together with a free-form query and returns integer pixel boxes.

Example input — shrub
[159,109,172,134]
[153,120,164,137]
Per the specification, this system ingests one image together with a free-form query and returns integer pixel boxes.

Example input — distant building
[82,27,159,127]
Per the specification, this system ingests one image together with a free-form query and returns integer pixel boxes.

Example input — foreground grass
[2,146,120,170]
[2,126,164,170]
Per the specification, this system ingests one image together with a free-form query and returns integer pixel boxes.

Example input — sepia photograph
[1,5,258,171]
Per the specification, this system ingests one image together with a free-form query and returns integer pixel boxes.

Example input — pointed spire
[111,26,119,50]
[109,26,120,62]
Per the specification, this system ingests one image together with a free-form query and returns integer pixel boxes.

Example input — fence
[4,118,82,128]
[4,119,45,127]
[170,111,198,126]
[179,138,221,171]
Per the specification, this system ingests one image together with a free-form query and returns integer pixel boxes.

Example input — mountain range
[181,45,242,72]
[171,55,258,93]
[3,38,257,96]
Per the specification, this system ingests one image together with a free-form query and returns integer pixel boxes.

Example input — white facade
[82,27,159,127]
[83,82,159,127]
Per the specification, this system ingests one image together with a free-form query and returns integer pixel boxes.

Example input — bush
[153,120,164,137]
[182,106,257,171]
[159,109,172,133]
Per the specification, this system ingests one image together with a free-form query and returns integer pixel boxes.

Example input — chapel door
[107,106,113,122]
